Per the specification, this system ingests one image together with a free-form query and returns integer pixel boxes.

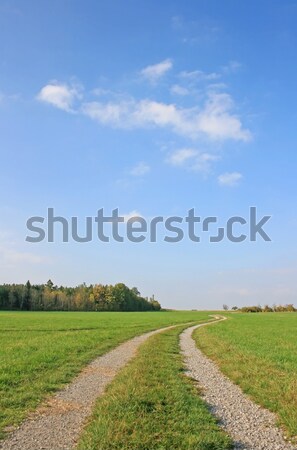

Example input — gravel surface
[180,318,297,450]
[0,325,176,450]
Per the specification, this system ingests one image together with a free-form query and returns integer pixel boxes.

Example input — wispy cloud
[0,91,21,104]
[222,60,243,74]
[218,172,243,186]
[92,87,114,96]
[171,16,184,30]
[140,59,173,83]
[170,84,189,96]
[191,153,219,173]
[5,251,44,264]
[171,16,221,46]
[0,232,48,267]
[130,162,150,177]
[167,148,218,174]
[82,92,251,142]
[180,69,221,82]
[37,81,81,112]
[167,148,197,166]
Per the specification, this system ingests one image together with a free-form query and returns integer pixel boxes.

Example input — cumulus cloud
[218,172,243,186]
[37,82,81,112]
[167,148,218,174]
[140,59,173,83]
[82,92,251,142]
[130,162,150,177]
[197,92,251,141]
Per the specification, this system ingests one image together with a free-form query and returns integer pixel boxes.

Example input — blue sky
[0,0,297,309]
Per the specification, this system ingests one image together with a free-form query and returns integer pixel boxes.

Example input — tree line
[223,304,296,312]
[0,280,161,312]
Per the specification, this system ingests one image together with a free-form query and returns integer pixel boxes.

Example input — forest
[0,280,161,312]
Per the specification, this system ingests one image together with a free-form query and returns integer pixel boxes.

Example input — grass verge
[78,323,232,450]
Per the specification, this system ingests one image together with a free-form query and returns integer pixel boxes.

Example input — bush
[240,304,296,313]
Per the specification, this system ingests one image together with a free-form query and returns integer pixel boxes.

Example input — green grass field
[78,324,232,450]
[2,311,297,447]
[0,310,210,438]
[193,313,297,438]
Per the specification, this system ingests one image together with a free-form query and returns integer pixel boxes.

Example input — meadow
[2,311,297,447]
[194,313,297,438]
[0,310,210,438]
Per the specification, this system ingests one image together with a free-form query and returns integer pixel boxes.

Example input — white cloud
[167,148,218,174]
[37,82,81,112]
[130,162,150,177]
[218,172,243,186]
[37,70,251,183]
[82,92,251,142]
[170,84,189,96]
[191,152,219,173]
[167,148,197,166]
[82,100,135,127]
[197,92,251,141]
[140,59,173,83]
[134,100,183,128]
[207,82,228,91]
[180,70,221,82]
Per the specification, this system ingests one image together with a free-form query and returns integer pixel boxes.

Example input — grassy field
[78,325,232,450]
[193,313,297,438]
[0,310,210,438]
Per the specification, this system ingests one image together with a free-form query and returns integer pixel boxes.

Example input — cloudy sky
[1,0,297,309]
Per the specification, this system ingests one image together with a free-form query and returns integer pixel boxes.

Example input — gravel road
[180,319,297,450]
